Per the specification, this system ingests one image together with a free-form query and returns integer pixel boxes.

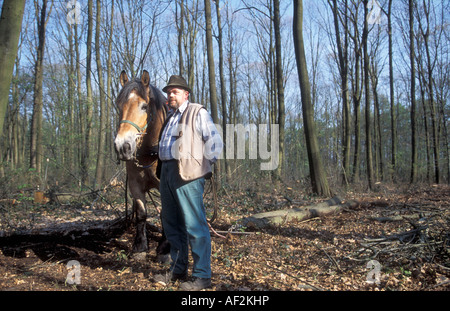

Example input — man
[154,75,223,290]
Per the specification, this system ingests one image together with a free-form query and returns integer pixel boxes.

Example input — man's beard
[168,99,178,110]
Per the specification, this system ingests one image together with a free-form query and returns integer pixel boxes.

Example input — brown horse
[114,70,168,254]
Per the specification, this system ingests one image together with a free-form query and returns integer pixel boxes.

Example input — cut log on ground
[0,217,164,240]
[242,196,359,229]
[0,218,125,239]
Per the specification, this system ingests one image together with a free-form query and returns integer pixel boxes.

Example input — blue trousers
[159,160,211,279]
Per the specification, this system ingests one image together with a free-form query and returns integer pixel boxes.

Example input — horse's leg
[126,161,150,254]
[130,192,148,253]
[148,177,171,262]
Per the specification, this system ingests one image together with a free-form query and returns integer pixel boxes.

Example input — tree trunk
[0,0,26,139]
[242,196,358,229]
[30,0,49,173]
[66,18,75,172]
[215,0,230,184]
[387,0,397,181]
[176,0,184,77]
[74,22,83,175]
[227,19,237,179]
[409,0,418,183]
[350,4,362,183]
[184,0,199,101]
[371,64,383,181]
[273,0,285,182]
[418,67,432,181]
[417,0,439,184]
[204,0,220,184]
[10,63,21,169]
[94,0,106,189]
[105,0,114,170]
[203,0,218,120]
[363,0,373,189]
[293,0,331,197]
[328,0,350,184]
[81,0,94,187]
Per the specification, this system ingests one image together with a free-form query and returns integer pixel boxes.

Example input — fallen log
[242,196,359,229]
[0,217,125,239]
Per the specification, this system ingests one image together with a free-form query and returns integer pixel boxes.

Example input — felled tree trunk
[242,196,358,229]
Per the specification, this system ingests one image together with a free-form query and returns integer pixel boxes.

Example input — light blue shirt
[159,101,223,163]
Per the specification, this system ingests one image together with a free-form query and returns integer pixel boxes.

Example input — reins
[204,175,225,239]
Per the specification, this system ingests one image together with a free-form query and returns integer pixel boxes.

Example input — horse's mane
[149,84,167,112]
[116,78,167,112]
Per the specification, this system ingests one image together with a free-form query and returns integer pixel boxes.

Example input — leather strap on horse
[125,173,129,227]
[119,119,148,134]
[204,175,226,239]
[206,175,218,224]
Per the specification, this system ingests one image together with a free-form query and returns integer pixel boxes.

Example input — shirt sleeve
[196,109,223,163]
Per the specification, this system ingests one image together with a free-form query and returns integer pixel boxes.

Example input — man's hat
[162,75,191,94]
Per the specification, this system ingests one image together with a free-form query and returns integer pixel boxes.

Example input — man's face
[166,87,189,110]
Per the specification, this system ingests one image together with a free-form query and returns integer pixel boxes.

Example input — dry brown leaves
[0,183,449,291]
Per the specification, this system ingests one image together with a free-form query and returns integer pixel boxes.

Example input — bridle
[119,119,148,135]
[117,99,165,169]
[119,101,153,136]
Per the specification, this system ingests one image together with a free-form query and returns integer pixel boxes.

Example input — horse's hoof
[132,243,148,254]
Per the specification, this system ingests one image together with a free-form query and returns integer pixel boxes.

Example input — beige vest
[173,103,212,181]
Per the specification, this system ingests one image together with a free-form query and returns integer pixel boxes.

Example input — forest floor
[0,182,449,292]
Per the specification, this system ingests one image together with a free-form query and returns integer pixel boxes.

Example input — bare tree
[204,0,220,181]
[80,0,94,186]
[409,0,418,183]
[386,0,397,180]
[328,0,350,184]
[30,0,52,173]
[215,0,231,182]
[362,0,374,189]
[0,0,26,139]
[416,0,442,184]
[94,0,106,188]
[293,0,331,196]
[347,0,363,183]
[273,0,285,182]
[176,0,185,77]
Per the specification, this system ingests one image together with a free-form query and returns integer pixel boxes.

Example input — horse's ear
[141,70,150,88]
[120,70,128,87]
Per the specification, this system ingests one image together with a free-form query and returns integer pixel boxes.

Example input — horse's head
[114,70,152,161]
